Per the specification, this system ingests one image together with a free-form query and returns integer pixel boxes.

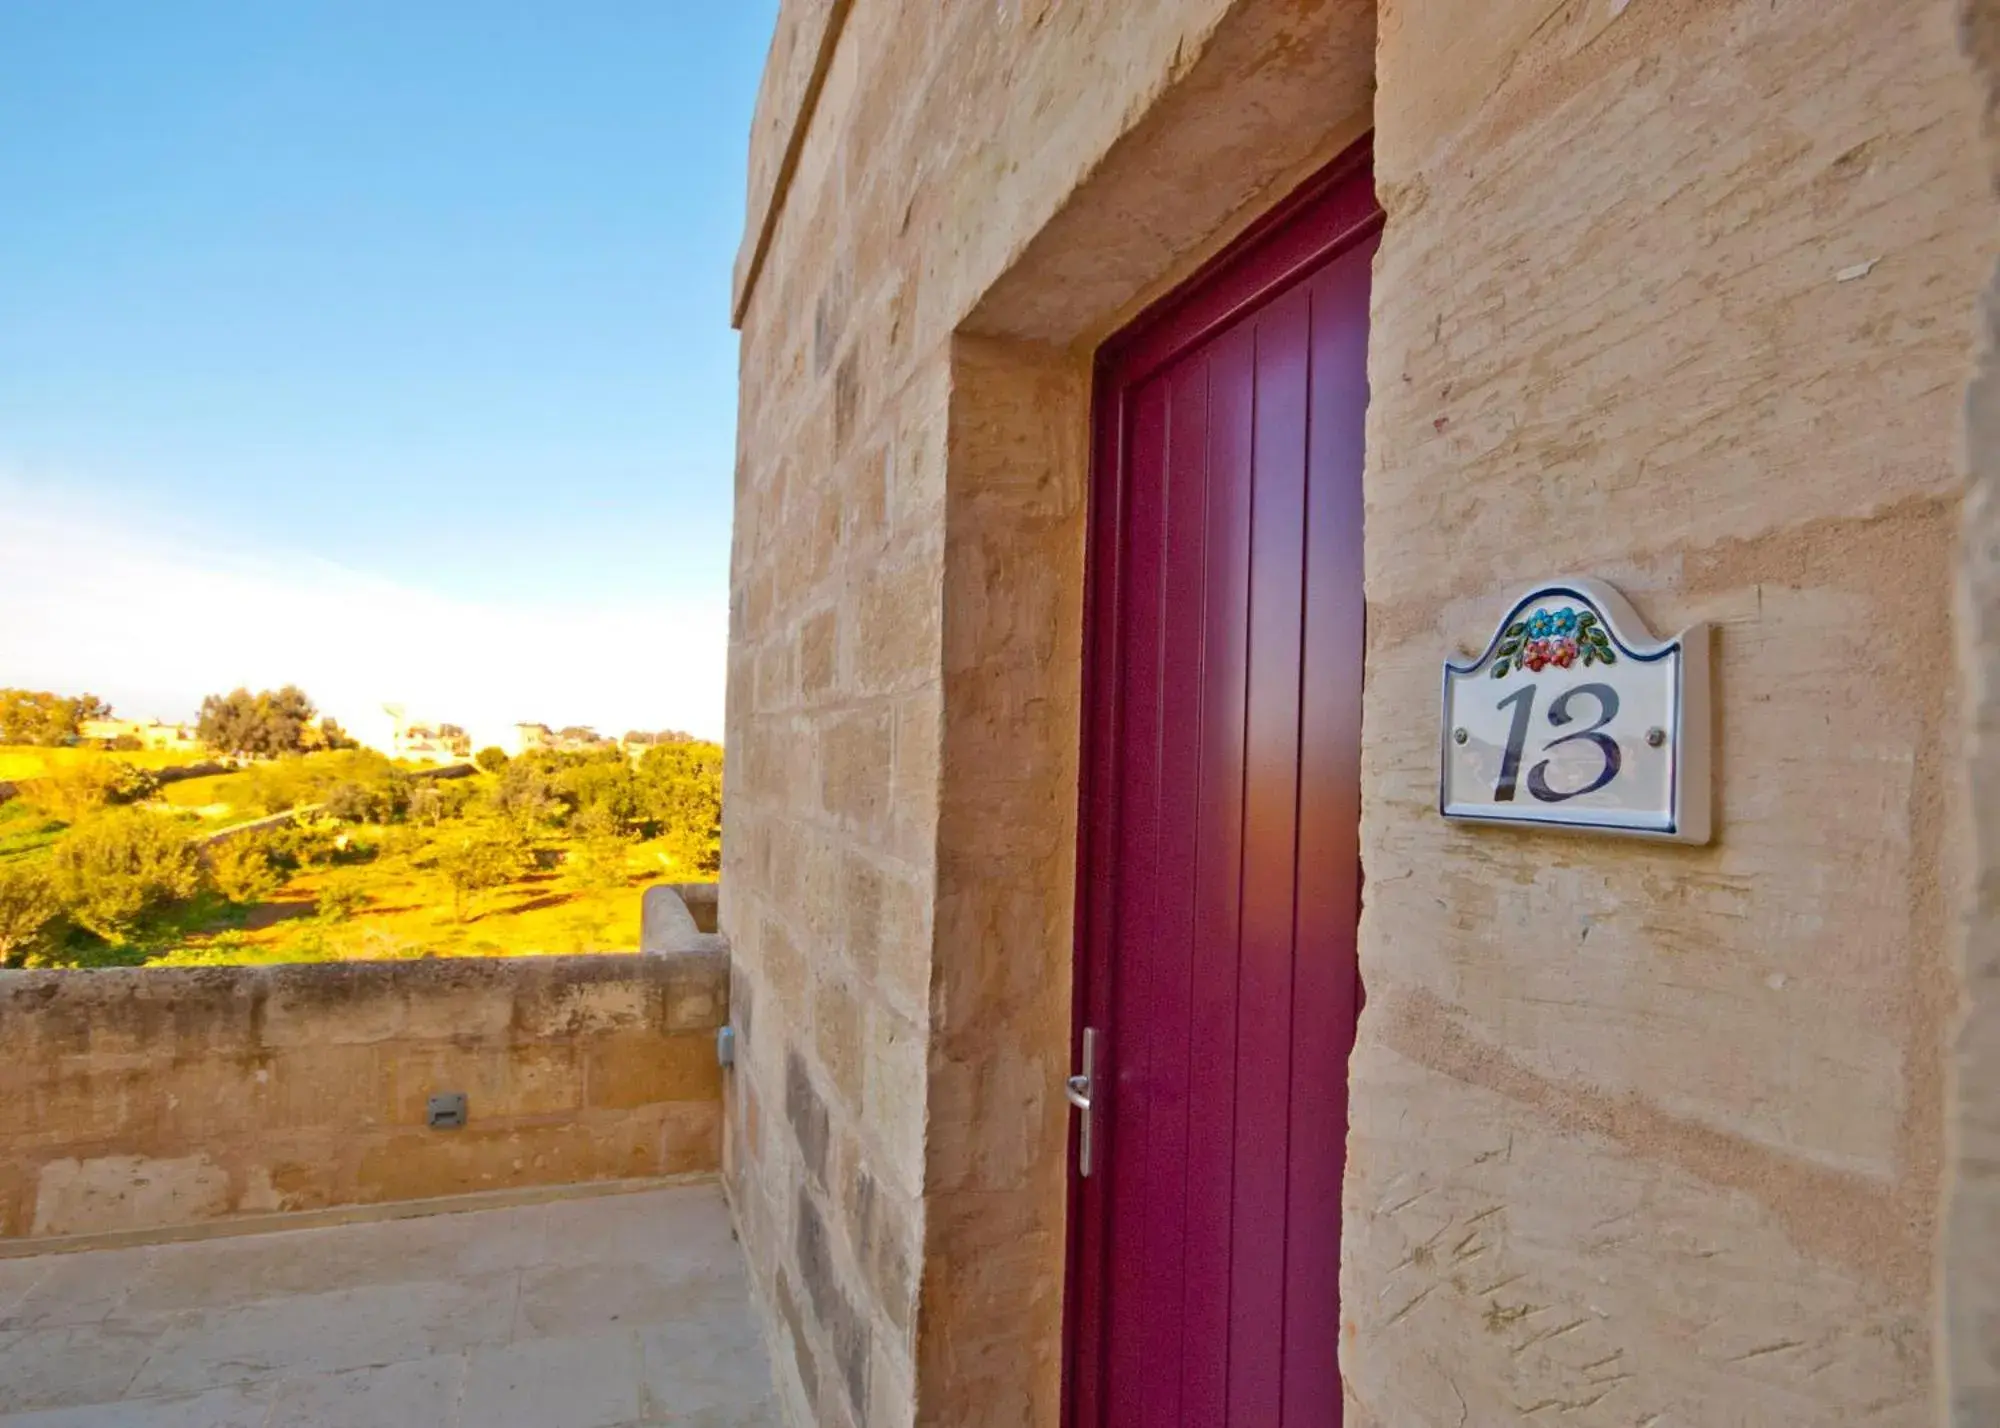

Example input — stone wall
[1348,1,1988,1422]
[725,5,1379,1424]
[1953,3,2000,1422]
[729,0,1995,1424]
[1,953,725,1244]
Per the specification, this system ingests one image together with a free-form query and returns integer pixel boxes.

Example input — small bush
[30,759,160,823]
[316,874,367,921]
[267,820,342,869]
[50,807,205,942]
[474,746,510,774]
[0,861,63,967]
[239,750,409,819]
[209,838,284,905]
[324,780,379,823]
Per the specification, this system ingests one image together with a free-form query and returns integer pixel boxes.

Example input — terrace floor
[0,1183,776,1427]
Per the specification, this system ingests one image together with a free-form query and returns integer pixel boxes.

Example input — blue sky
[0,2,777,743]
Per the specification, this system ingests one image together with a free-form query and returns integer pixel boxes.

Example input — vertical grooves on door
[1225,322,1260,1426]
[1176,358,1213,1424]
[1107,381,1166,1428]
[1140,369,1171,1426]
[1070,137,1376,1428]
[1276,284,1319,1425]
[1232,282,1312,1425]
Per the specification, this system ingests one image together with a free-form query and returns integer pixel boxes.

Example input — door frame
[1061,134,1383,1428]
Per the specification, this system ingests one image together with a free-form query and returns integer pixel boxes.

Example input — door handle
[1066,1027,1100,1178]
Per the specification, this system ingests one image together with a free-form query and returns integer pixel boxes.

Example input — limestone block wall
[729,0,1996,1424]
[1954,4,2000,1422]
[0,953,725,1244]
[1346,0,1991,1423]
[724,3,1379,1424]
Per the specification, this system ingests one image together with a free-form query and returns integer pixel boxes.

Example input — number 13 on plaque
[1438,579,1711,843]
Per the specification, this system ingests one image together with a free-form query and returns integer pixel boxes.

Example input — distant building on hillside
[382,705,471,765]
[620,729,697,752]
[511,722,615,756]
[78,717,202,754]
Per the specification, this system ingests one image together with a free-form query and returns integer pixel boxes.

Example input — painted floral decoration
[1492,605,1616,678]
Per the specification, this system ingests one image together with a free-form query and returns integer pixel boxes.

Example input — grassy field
[1,745,718,967]
[159,768,266,813]
[0,798,66,862]
[151,831,681,967]
[0,744,212,780]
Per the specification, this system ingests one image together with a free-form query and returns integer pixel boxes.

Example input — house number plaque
[1439,578,1710,843]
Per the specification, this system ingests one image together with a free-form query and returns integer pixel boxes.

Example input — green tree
[324,780,377,823]
[0,689,109,746]
[474,746,511,774]
[622,729,694,749]
[316,873,367,921]
[408,779,474,827]
[556,752,642,832]
[491,756,565,825]
[0,862,63,967]
[197,686,322,758]
[568,806,636,896]
[301,715,359,752]
[318,760,411,823]
[637,740,723,877]
[431,821,534,922]
[49,808,205,942]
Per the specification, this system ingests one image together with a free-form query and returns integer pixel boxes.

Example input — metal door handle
[1067,1027,1099,1178]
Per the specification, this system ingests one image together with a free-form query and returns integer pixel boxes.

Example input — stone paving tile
[0,1260,50,1322]
[0,1246,154,1331]
[0,1384,273,1427]
[636,1315,777,1422]
[515,1257,741,1341]
[0,1322,159,1414]
[121,1203,547,1318]
[0,1185,773,1427]
[264,1354,468,1428]
[457,1329,643,1428]
[126,1269,520,1397]
[639,1404,781,1428]
[543,1187,738,1274]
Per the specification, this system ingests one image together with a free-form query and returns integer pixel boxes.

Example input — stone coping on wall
[642,880,725,953]
[731,0,854,324]
[0,949,728,1244]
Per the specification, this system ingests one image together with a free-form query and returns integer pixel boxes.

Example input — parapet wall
[0,950,726,1244]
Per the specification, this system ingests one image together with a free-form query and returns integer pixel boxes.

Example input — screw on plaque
[1645,727,1667,748]
[1453,727,1469,745]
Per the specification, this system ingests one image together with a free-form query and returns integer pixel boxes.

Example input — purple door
[1067,144,1378,1428]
